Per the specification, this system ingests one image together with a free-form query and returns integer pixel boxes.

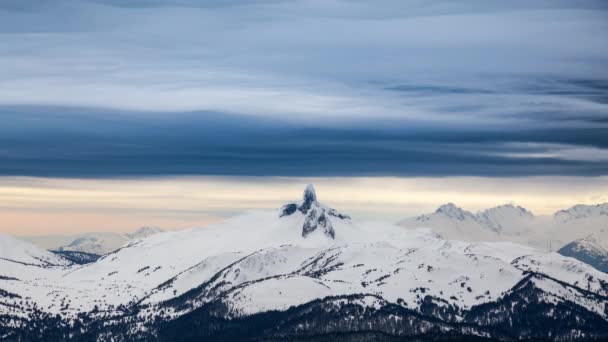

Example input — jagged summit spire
[279,184,350,239]
[303,184,317,203]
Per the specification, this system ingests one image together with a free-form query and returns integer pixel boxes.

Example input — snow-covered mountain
[554,203,608,223]
[399,202,608,253]
[279,183,350,239]
[1,186,608,341]
[54,234,125,255]
[22,226,165,255]
[398,203,538,244]
[558,235,608,273]
[550,203,608,250]
[476,204,535,234]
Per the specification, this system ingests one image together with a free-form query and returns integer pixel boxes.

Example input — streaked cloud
[1,105,607,177]
[0,1,606,177]
[496,143,608,162]
[0,1,607,123]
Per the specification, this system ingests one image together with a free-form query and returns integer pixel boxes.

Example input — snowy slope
[0,233,70,267]
[558,235,608,273]
[2,186,608,341]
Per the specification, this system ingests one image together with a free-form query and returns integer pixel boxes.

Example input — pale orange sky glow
[2,176,608,236]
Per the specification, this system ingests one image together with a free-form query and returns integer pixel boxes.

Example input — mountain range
[1,185,607,341]
[398,202,608,251]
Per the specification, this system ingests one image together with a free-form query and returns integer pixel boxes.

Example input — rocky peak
[280,184,349,239]
[484,204,534,217]
[435,203,474,221]
[303,184,317,203]
[554,203,608,222]
[476,204,534,232]
[300,184,317,213]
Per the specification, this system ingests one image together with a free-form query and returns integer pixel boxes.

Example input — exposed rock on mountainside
[280,184,349,239]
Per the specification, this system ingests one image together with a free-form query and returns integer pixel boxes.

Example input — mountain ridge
[398,201,608,252]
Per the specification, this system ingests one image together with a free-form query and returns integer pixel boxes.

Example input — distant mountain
[1,186,608,341]
[558,236,608,273]
[398,203,536,243]
[476,204,535,233]
[22,227,165,255]
[549,203,608,251]
[399,202,608,250]
[432,202,476,221]
[55,234,125,255]
[554,203,608,222]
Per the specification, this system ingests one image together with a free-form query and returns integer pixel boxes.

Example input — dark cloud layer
[1,105,607,177]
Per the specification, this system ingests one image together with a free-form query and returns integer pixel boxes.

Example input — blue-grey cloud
[0,1,607,177]
[1,105,607,177]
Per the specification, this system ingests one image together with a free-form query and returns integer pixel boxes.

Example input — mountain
[550,203,608,249]
[475,204,535,234]
[1,185,608,341]
[558,235,608,273]
[279,183,350,239]
[554,203,608,223]
[397,203,536,243]
[22,227,165,255]
[399,202,608,251]
[54,234,126,255]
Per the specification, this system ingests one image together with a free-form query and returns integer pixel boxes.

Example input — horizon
[5,175,608,236]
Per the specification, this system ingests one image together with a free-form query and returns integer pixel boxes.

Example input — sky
[0,0,607,235]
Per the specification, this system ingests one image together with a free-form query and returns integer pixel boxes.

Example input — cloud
[495,143,608,162]
[0,1,607,121]
[0,1,607,176]
[0,105,607,177]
